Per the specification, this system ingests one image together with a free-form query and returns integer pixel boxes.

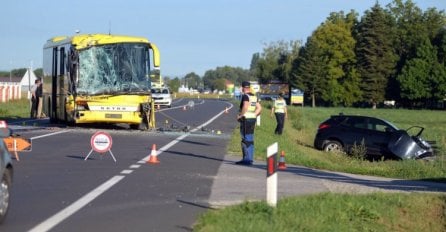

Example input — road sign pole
[13,138,19,161]
[266,142,278,207]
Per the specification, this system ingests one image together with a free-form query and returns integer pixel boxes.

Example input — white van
[151,87,172,108]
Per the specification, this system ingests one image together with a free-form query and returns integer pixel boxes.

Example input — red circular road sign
[90,131,113,153]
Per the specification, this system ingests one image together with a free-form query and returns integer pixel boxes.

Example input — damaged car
[313,114,435,160]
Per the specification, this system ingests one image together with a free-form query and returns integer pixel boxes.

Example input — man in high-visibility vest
[271,93,288,135]
[236,81,262,165]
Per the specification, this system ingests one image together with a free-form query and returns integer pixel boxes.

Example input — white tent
[20,69,38,90]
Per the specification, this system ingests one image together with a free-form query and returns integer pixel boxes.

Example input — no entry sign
[90,131,113,153]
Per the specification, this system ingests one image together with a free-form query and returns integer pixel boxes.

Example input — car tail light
[318,123,330,130]
[0,120,7,128]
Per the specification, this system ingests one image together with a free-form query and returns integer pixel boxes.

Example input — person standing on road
[30,79,39,118]
[236,81,262,165]
[271,93,287,135]
[35,78,43,118]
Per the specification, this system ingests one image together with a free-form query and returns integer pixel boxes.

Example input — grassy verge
[195,193,446,232]
[0,97,30,119]
[229,103,446,180]
[202,103,446,232]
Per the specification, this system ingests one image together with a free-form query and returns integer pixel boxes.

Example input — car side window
[345,117,366,129]
[367,118,388,132]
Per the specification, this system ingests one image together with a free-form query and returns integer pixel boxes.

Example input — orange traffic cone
[278,150,287,170]
[147,144,160,164]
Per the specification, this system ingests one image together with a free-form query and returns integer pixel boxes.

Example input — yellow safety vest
[274,99,286,113]
[244,94,258,119]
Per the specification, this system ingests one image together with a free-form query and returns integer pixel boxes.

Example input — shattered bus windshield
[78,43,151,95]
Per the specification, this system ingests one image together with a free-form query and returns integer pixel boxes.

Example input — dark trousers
[30,97,38,118]
[240,118,256,162]
[274,113,285,135]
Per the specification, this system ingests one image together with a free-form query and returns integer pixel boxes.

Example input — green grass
[195,193,446,232]
[0,98,30,119]
[229,103,446,180]
[199,103,446,231]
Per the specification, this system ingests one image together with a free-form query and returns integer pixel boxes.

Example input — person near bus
[271,93,287,135]
[236,81,262,165]
[30,79,40,118]
[35,78,43,118]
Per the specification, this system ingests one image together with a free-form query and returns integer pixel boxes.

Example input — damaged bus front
[42,34,160,129]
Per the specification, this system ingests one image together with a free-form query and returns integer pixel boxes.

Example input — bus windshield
[77,43,151,95]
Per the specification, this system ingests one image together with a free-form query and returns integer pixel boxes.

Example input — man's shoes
[235,160,253,166]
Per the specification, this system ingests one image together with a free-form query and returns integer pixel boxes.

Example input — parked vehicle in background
[0,121,13,224]
[290,88,304,106]
[151,87,172,108]
[257,80,303,105]
[313,114,435,160]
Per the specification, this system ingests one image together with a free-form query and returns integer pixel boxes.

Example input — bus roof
[44,34,151,50]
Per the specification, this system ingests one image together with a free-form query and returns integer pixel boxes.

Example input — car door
[340,117,369,152]
[362,118,393,156]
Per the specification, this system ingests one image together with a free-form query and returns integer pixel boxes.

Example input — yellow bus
[42,34,160,129]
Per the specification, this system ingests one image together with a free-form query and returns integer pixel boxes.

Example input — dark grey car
[314,114,434,160]
[0,121,13,224]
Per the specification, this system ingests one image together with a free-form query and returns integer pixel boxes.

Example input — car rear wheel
[0,170,11,224]
[323,140,343,153]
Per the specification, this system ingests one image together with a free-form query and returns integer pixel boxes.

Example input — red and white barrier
[0,82,21,102]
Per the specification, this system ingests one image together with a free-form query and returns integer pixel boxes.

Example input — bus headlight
[76,101,89,111]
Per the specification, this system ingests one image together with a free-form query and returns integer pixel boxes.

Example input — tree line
[167,0,446,109]
[253,0,446,108]
[0,68,43,79]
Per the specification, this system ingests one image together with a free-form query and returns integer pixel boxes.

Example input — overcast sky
[1,0,444,77]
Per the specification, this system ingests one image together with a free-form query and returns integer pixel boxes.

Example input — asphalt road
[2,98,237,232]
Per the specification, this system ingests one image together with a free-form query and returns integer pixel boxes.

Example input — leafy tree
[386,0,425,68]
[355,3,398,108]
[213,78,227,92]
[292,38,327,107]
[309,11,361,106]
[203,66,251,90]
[431,16,446,65]
[252,40,300,84]
[387,0,446,106]
[423,7,446,42]
[11,68,27,77]
[249,53,260,71]
[397,37,446,106]
[166,76,181,92]
[184,72,201,89]
[34,68,43,78]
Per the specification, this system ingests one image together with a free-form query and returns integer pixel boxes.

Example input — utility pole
[9,61,12,82]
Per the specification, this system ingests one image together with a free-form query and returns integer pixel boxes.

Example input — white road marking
[28,101,234,232]
[129,164,140,169]
[29,175,125,232]
[121,170,133,174]
[31,130,70,140]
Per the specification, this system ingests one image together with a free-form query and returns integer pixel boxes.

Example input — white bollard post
[266,142,278,207]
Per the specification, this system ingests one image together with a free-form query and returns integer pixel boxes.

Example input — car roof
[329,114,399,129]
